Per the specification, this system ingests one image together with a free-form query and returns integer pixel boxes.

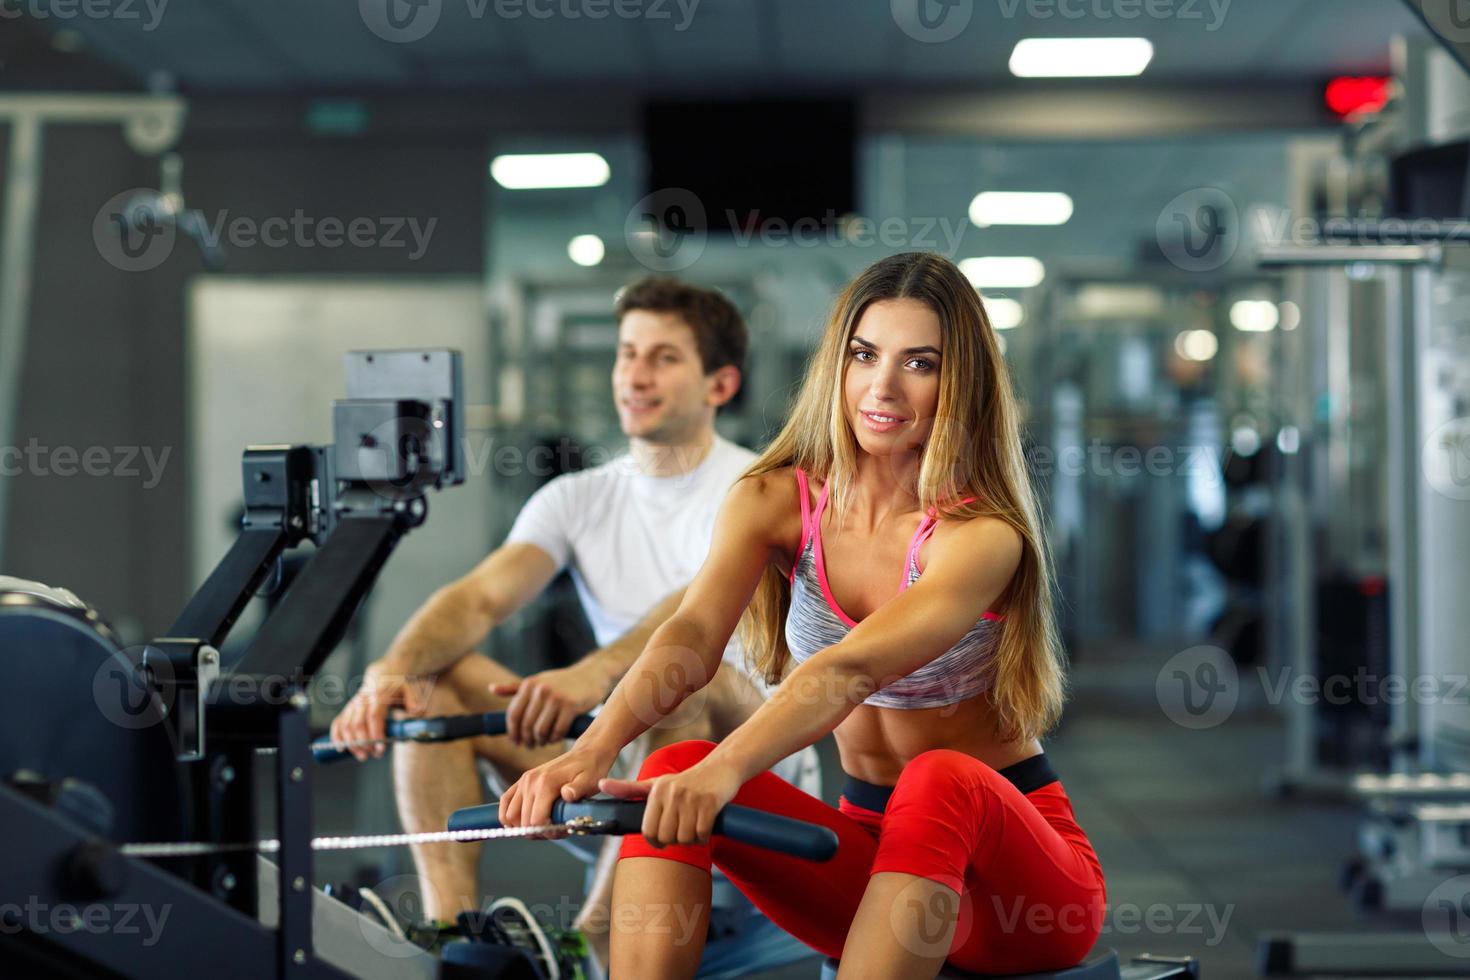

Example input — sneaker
[457,897,589,980]
[405,918,464,955]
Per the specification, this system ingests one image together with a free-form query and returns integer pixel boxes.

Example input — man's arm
[379,541,561,677]
[586,587,687,689]
[496,587,688,747]
[328,541,559,758]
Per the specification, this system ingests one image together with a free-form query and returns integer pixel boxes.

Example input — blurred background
[4,1,1470,977]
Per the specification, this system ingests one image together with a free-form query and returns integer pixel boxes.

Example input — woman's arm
[568,472,790,760]
[704,515,1023,784]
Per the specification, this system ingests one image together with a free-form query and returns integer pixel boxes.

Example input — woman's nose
[869,366,900,400]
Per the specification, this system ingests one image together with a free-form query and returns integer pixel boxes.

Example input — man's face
[612,310,718,443]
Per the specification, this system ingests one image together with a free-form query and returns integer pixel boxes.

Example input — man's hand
[328,662,432,761]
[492,661,611,748]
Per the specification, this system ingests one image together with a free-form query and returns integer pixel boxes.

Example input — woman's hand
[599,760,744,848]
[499,743,618,830]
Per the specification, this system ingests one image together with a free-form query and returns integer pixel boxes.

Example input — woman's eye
[851,348,874,362]
[909,358,935,371]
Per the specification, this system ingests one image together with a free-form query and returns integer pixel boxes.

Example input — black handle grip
[312,711,596,763]
[448,797,839,863]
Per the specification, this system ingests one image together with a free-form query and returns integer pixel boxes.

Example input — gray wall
[3,102,488,640]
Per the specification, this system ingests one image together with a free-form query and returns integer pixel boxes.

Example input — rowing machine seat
[818,947,1200,980]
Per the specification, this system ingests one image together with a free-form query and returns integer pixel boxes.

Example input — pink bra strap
[903,495,981,581]
[795,468,812,540]
[792,469,815,586]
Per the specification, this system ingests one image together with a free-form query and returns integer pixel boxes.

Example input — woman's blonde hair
[736,251,1066,744]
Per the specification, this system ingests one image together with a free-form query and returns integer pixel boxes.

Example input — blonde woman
[499,252,1106,978]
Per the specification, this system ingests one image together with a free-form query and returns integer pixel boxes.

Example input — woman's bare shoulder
[930,512,1023,565]
[727,466,802,551]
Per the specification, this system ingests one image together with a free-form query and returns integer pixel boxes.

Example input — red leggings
[618,741,1107,974]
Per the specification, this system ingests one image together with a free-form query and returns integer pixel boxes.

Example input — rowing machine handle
[447,797,840,863]
[311,711,596,763]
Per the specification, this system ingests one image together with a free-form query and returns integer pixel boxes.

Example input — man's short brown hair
[615,277,747,376]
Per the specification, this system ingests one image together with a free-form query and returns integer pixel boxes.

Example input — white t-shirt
[505,435,821,795]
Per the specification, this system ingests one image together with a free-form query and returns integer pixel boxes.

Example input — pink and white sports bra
[783,468,1005,709]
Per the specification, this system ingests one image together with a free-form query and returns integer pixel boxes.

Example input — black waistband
[840,753,1059,813]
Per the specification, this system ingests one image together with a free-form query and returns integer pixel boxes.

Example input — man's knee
[636,738,717,779]
[436,654,518,713]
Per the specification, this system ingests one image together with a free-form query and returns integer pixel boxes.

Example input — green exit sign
[305,99,370,137]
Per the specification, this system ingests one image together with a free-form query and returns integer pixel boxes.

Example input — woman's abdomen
[834,699,1042,784]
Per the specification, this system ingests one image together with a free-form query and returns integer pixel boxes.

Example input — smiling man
[329,276,821,977]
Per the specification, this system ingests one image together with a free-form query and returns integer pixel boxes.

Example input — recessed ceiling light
[984,297,1025,330]
[1174,329,1218,362]
[1278,301,1301,331]
[1230,300,1279,332]
[1009,38,1154,78]
[568,234,605,267]
[969,192,1073,227]
[1074,285,1165,319]
[959,257,1046,289]
[490,153,611,190]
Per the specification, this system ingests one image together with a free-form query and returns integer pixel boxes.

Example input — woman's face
[842,298,943,459]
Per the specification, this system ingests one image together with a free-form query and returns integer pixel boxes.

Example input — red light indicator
[1326,76,1391,119]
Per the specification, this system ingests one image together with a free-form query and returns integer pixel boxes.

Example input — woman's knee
[635,738,717,779]
[890,750,999,815]
[899,749,989,788]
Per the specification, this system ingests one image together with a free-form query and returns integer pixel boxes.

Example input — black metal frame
[0,773,351,980]
[2,350,463,980]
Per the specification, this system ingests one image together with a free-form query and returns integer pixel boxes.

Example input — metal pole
[0,93,185,567]
[1384,263,1428,772]
[0,114,43,568]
